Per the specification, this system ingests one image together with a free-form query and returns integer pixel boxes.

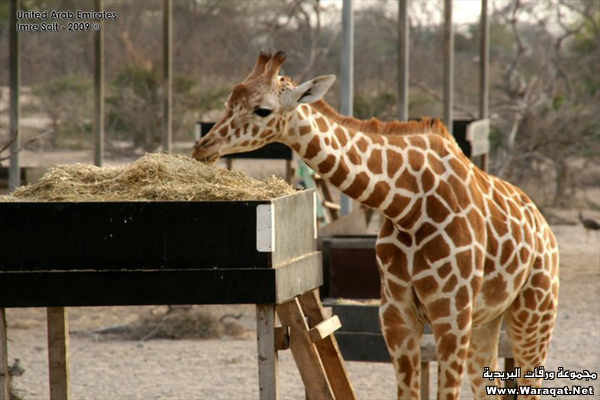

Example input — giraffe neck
[281,103,456,228]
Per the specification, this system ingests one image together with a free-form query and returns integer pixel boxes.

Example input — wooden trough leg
[299,290,356,400]
[0,308,9,400]
[420,361,430,400]
[256,305,279,400]
[277,298,335,400]
[47,307,70,400]
[504,357,517,400]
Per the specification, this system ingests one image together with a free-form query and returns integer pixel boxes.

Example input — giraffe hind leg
[466,315,506,399]
[505,257,559,400]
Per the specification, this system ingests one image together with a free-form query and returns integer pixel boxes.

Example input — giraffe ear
[287,75,336,108]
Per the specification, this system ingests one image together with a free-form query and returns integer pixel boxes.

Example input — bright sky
[322,0,484,24]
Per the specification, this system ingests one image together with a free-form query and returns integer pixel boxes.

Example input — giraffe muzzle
[191,136,222,164]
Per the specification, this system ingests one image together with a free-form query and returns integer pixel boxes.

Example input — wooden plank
[421,361,430,400]
[0,256,317,308]
[274,326,290,351]
[325,237,377,249]
[276,298,334,400]
[334,332,391,362]
[308,316,341,342]
[275,252,322,304]
[505,357,517,400]
[0,308,9,400]
[0,254,321,308]
[271,190,317,267]
[256,305,279,400]
[323,201,341,211]
[284,160,294,184]
[47,307,70,400]
[0,201,271,271]
[300,291,356,400]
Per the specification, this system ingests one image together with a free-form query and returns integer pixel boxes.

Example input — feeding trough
[0,155,356,400]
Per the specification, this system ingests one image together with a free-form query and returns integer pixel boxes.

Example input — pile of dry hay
[0,153,295,202]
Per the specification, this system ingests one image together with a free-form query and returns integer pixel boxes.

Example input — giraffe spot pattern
[482,275,509,306]
[407,150,424,172]
[363,180,391,208]
[329,158,350,186]
[317,155,337,174]
[315,117,328,132]
[421,234,451,263]
[303,136,321,160]
[343,171,369,199]
[396,169,419,194]
[356,137,368,153]
[421,168,436,193]
[367,149,383,174]
[386,150,403,178]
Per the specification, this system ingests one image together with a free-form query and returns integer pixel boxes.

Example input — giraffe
[192,51,559,400]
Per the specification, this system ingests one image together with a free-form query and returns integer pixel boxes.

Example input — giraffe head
[192,50,335,162]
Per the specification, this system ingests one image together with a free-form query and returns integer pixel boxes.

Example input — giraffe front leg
[415,271,478,400]
[379,288,425,400]
[466,315,505,399]
[430,318,472,400]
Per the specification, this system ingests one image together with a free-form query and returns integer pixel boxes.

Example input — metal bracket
[256,204,275,252]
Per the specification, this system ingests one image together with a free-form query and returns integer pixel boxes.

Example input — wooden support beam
[0,309,9,400]
[47,307,70,400]
[308,316,341,343]
[277,298,335,400]
[421,361,430,400]
[299,290,356,400]
[323,201,341,211]
[505,357,517,400]
[285,160,294,184]
[274,326,290,351]
[256,305,279,400]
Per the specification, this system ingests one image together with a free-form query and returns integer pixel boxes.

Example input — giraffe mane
[310,100,453,141]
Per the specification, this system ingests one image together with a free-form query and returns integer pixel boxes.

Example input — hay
[0,153,295,202]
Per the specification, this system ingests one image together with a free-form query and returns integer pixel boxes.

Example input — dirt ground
[4,222,599,400]
[2,150,600,399]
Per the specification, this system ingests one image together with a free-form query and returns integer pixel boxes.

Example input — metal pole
[93,0,105,167]
[8,0,20,191]
[479,0,489,120]
[443,0,454,137]
[162,0,173,153]
[397,0,409,121]
[340,0,353,215]
[479,0,490,171]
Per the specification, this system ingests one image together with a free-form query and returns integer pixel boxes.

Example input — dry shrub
[99,308,247,341]
[0,153,295,202]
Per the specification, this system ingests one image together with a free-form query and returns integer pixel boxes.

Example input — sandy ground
[4,222,599,400]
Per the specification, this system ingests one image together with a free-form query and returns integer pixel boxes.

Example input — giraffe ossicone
[192,51,559,400]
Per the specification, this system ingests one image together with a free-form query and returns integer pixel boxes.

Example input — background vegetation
[0,0,598,206]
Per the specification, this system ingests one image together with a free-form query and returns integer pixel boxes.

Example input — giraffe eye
[253,108,273,118]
